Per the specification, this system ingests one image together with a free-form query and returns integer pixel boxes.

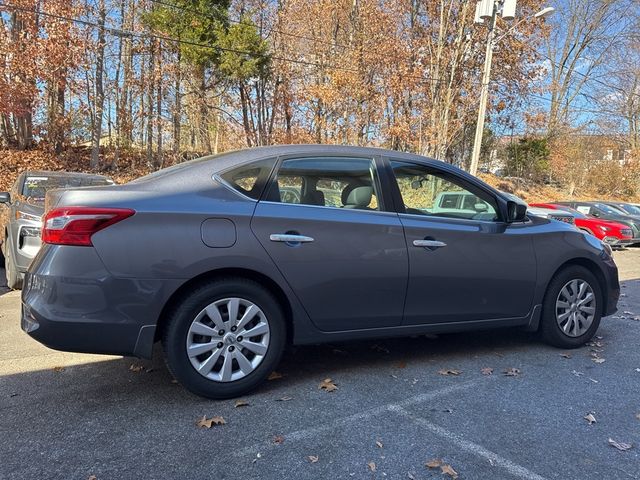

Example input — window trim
[259,154,391,213]
[385,158,505,223]
[214,157,278,202]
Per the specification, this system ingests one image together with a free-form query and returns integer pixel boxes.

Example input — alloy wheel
[555,279,596,337]
[186,297,270,382]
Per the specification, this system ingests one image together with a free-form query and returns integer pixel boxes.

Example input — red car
[530,203,634,247]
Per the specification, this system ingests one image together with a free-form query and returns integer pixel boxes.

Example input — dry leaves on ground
[308,455,319,463]
[52,366,65,373]
[87,476,97,480]
[608,438,633,451]
[425,459,458,478]
[196,416,226,428]
[318,378,338,392]
[129,364,144,372]
[376,440,383,448]
[481,367,493,375]
[635,413,640,421]
[438,369,462,376]
[503,368,521,376]
[560,353,572,359]
[268,371,284,380]
[277,396,293,402]
[584,413,596,425]
[234,400,249,408]
[368,462,377,472]
[273,435,285,445]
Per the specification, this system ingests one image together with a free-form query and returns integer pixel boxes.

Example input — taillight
[42,207,135,246]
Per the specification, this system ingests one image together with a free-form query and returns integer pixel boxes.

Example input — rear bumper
[21,244,180,358]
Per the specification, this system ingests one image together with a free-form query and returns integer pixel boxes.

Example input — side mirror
[0,192,10,204]
[506,200,527,223]
[474,202,489,212]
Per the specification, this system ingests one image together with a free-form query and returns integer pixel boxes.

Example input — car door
[250,155,408,332]
[387,159,537,325]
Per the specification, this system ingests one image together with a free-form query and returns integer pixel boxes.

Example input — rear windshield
[22,175,113,199]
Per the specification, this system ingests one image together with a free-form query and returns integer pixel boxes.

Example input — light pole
[468,0,555,176]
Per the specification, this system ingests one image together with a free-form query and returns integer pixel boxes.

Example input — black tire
[162,277,287,399]
[5,248,22,290]
[540,266,602,348]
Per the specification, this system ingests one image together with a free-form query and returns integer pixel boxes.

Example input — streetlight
[468,0,555,176]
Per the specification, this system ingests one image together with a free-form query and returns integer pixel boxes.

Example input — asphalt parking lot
[1,251,640,480]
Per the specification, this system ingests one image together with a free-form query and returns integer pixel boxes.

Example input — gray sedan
[0,170,113,289]
[21,145,619,398]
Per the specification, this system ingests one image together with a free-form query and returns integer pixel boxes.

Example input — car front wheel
[540,266,602,348]
[162,277,286,399]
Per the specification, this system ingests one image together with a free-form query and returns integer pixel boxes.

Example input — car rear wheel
[540,266,602,348]
[162,277,286,399]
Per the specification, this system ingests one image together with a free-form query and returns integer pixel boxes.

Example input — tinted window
[267,157,381,211]
[391,161,498,221]
[219,158,276,200]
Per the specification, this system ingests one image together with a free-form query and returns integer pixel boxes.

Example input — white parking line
[235,378,483,459]
[389,405,550,480]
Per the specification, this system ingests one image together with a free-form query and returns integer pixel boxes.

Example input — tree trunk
[173,48,182,154]
[91,0,106,169]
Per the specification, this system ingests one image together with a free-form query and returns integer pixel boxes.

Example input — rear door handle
[413,239,447,248]
[270,234,315,243]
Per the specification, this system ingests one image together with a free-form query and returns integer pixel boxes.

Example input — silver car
[21,146,619,398]
[0,170,114,289]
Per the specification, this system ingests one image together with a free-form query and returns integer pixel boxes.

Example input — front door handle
[270,234,315,243]
[413,239,447,249]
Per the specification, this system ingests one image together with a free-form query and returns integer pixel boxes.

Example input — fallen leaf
[196,416,226,428]
[440,464,458,478]
[425,459,443,468]
[87,476,97,480]
[308,455,319,463]
[584,413,596,425]
[623,311,634,316]
[481,367,493,375]
[268,371,283,380]
[318,378,338,392]
[635,413,640,420]
[559,353,572,359]
[376,440,383,448]
[395,360,407,369]
[571,370,584,377]
[592,358,606,364]
[408,473,416,480]
[277,396,293,402]
[273,435,285,445]
[52,366,65,373]
[443,407,454,413]
[608,438,633,451]
[129,364,144,372]
[503,368,521,376]
[234,399,249,408]
[438,369,462,376]
[368,461,377,472]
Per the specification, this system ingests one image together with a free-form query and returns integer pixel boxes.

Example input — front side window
[266,157,381,211]
[219,158,276,200]
[390,161,498,221]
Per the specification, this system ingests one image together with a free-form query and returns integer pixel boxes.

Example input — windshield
[22,175,113,199]
[615,203,640,215]
[594,203,626,215]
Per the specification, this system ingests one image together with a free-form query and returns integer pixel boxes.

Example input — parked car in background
[601,202,640,217]
[530,203,635,247]
[526,205,576,227]
[22,145,619,399]
[556,201,640,242]
[0,170,114,289]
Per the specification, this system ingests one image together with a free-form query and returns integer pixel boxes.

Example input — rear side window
[219,158,276,200]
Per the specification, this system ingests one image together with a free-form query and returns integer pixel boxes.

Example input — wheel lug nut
[218,329,225,335]
[217,342,223,348]
[228,346,235,352]
[237,336,243,342]
[231,326,237,332]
